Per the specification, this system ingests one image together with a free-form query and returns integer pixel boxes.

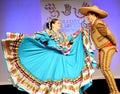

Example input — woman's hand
[72,29,81,38]
[61,49,70,55]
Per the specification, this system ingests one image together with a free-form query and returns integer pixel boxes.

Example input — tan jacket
[91,19,117,49]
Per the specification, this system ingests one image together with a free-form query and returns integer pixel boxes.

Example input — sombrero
[79,5,108,18]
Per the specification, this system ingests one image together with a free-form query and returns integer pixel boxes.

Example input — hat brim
[79,7,108,18]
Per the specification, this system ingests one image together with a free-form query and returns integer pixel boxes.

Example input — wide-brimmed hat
[79,6,108,18]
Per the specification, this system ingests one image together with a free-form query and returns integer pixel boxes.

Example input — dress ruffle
[1,29,97,94]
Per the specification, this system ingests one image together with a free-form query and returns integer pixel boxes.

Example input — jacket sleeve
[96,22,117,45]
[34,31,50,43]
[96,23,107,36]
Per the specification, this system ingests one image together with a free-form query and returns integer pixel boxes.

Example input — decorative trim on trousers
[99,46,119,93]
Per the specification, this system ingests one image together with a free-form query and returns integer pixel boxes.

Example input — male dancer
[79,5,119,94]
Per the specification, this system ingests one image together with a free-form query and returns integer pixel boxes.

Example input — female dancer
[1,18,97,94]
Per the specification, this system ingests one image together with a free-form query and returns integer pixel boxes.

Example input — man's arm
[96,22,117,45]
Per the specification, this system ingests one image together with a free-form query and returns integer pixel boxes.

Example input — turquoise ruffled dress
[1,28,97,94]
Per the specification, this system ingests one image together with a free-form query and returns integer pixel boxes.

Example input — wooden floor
[0,79,120,94]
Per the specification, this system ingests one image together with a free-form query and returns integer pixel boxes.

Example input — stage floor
[0,79,120,94]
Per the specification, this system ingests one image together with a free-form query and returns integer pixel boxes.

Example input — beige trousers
[99,46,120,94]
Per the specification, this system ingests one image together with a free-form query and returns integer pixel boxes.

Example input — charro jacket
[91,19,117,49]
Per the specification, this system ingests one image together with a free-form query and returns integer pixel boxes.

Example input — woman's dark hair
[46,18,58,30]
[87,11,99,17]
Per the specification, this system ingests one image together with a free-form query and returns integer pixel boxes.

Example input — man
[79,5,119,94]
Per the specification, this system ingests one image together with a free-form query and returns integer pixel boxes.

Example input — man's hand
[115,44,119,52]
[115,48,118,52]
[97,63,101,69]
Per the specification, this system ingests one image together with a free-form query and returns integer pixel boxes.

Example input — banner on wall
[40,0,91,34]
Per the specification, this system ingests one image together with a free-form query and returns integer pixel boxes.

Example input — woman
[1,18,97,94]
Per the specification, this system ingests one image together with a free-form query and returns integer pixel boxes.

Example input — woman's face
[52,20,62,31]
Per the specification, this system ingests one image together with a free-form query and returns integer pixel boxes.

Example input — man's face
[86,13,96,23]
